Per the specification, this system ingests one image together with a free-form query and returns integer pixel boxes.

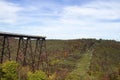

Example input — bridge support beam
[0,36,11,63]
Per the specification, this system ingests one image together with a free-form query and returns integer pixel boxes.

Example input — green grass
[65,50,93,80]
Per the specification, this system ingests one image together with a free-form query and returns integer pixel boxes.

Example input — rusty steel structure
[0,32,48,71]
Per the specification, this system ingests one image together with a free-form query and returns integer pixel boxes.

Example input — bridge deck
[0,32,46,39]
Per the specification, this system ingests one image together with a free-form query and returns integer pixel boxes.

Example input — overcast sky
[0,0,120,40]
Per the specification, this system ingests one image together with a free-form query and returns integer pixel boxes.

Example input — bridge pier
[0,36,11,63]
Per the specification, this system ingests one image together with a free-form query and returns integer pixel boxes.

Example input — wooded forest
[0,39,120,80]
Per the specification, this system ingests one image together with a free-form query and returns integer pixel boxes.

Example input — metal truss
[0,32,47,72]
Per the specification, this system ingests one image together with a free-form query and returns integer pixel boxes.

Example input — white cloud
[0,0,23,24]
[59,0,120,25]
[0,0,120,40]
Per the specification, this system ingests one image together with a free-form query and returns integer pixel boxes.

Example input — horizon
[0,31,119,42]
[0,0,120,41]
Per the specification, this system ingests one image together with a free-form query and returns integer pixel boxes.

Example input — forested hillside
[47,39,120,80]
[0,39,120,80]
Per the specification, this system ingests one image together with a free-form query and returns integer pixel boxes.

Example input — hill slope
[1,38,120,80]
[46,39,120,80]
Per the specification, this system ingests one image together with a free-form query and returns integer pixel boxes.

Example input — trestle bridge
[0,32,48,72]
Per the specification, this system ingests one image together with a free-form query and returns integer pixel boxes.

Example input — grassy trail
[66,50,93,80]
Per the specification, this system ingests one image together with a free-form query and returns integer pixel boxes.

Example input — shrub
[27,70,47,80]
[48,72,56,80]
[2,61,19,80]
